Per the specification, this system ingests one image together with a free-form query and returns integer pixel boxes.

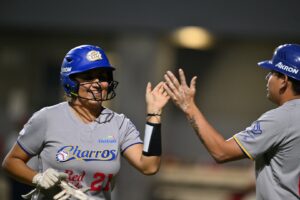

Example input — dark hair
[274,71,300,95]
[289,77,300,95]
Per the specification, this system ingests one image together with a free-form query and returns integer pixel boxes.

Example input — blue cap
[258,44,300,80]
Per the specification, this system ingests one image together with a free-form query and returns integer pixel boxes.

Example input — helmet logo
[275,62,299,75]
[86,50,102,61]
[61,67,72,73]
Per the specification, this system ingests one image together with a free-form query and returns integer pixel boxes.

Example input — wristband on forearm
[142,122,162,156]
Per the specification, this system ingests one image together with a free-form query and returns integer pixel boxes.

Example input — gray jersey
[17,102,142,200]
[234,99,300,200]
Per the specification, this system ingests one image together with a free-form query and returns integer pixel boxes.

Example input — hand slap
[145,81,170,114]
[163,68,197,113]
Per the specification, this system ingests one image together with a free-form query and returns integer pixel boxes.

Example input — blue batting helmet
[60,45,115,96]
[258,44,300,80]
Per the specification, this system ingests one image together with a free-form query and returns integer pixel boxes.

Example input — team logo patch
[56,150,69,162]
[56,145,117,162]
[250,121,262,135]
[86,50,102,61]
[242,121,262,141]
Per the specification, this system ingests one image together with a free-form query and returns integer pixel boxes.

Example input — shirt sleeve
[233,109,286,160]
[17,110,46,156]
[119,116,143,153]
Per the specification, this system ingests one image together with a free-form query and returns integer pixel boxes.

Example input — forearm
[124,119,162,175]
[123,144,161,175]
[2,156,37,185]
[184,103,230,162]
[139,155,161,175]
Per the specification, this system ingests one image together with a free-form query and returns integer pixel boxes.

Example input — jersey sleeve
[233,109,286,160]
[119,116,143,153]
[17,110,46,156]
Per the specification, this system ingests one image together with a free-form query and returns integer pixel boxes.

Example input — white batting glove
[54,181,93,200]
[32,168,68,190]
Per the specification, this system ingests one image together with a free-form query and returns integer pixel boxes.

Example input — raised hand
[146,81,170,114]
[163,69,197,113]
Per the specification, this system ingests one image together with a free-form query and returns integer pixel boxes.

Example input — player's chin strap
[142,122,162,156]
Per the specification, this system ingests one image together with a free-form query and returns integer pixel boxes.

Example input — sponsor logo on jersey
[98,135,117,144]
[61,67,72,73]
[56,145,117,162]
[275,62,299,74]
[86,50,102,61]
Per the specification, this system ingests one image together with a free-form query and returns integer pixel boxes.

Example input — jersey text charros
[17,102,142,200]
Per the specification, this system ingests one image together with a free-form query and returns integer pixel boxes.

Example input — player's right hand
[32,168,68,190]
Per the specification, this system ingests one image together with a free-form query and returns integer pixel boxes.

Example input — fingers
[162,89,169,97]
[178,68,188,86]
[163,82,176,100]
[146,82,152,94]
[164,73,176,91]
[164,73,179,99]
[43,169,67,189]
[190,76,197,90]
[59,172,68,180]
[33,168,69,190]
[166,71,181,88]
[152,81,164,93]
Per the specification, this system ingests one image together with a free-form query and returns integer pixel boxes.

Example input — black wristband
[147,113,162,117]
[142,122,162,156]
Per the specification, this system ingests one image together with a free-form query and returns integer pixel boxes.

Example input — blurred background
[1,0,300,199]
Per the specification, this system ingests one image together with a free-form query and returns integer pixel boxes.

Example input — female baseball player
[163,44,300,200]
[2,45,169,199]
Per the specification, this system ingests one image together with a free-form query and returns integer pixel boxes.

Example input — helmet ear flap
[61,75,79,97]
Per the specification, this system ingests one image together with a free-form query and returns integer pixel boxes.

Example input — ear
[282,75,289,86]
[279,75,289,93]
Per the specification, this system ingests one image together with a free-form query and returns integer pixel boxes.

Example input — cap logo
[61,67,72,73]
[275,62,299,74]
[86,50,102,61]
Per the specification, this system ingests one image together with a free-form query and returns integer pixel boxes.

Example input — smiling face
[72,68,114,107]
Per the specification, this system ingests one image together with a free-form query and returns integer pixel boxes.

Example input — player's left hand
[54,181,92,200]
[146,81,170,114]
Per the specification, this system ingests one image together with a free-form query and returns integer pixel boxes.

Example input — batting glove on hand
[54,181,92,200]
[32,168,68,190]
